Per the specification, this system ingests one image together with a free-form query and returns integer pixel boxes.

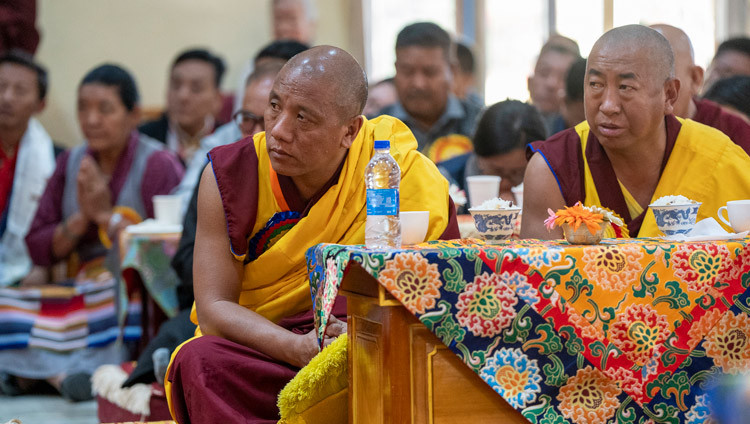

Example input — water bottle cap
[374,140,390,150]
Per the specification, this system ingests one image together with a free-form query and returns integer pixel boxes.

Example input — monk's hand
[291,330,323,369]
[322,315,347,348]
[77,155,112,226]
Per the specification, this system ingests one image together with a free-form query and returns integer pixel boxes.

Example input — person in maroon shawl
[521,25,750,240]
[650,24,750,154]
[165,46,459,423]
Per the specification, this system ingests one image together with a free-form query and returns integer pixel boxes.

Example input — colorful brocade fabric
[307,238,750,424]
[245,211,301,264]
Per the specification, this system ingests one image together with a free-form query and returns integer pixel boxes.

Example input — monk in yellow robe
[521,25,750,239]
[165,46,458,423]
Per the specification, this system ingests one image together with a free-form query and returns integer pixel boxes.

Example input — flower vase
[562,222,607,244]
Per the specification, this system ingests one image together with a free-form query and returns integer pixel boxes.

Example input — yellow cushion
[277,335,348,423]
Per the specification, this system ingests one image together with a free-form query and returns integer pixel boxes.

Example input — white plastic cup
[153,194,183,225]
[400,211,429,245]
[466,176,501,208]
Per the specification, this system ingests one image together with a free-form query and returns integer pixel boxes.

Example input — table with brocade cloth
[307,237,750,424]
[119,231,181,351]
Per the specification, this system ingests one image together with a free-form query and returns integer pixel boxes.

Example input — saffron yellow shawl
[577,118,750,237]
[191,115,452,328]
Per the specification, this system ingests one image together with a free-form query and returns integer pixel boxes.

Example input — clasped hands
[76,155,113,226]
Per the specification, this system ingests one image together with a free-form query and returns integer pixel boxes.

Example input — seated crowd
[2,8,750,424]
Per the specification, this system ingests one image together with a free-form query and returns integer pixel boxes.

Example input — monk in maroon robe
[651,24,750,154]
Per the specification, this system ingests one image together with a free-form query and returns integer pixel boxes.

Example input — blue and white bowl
[469,208,521,243]
[649,202,701,236]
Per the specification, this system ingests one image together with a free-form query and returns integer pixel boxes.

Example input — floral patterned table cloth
[121,233,181,318]
[306,237,750,424]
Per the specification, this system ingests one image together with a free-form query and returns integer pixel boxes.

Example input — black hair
[246,60,285,86]
[703,75,750,120]
[565,57,587,103]
[0,49,48,100]
[473,100,547,157]
[172,48,226,88]
[456,41,475,74]
[79,64,139,111]
[396,22,452,60]
[715,37,750,60]
[254,40,310,64]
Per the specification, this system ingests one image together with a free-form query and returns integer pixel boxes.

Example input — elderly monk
[165,46,459,423]
[521,25,750,239]
[650,24,750,154]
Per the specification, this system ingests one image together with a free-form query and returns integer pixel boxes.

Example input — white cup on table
[466,175,501,208]
[153,194,183,225]
[718,200,750,232]
[400,211,429,245]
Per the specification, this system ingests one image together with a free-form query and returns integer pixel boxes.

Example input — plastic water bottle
[365,140,401,249]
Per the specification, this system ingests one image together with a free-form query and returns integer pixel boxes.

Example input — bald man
[651,24,750,154]
[164,46,458,423]
[522,25,750,239]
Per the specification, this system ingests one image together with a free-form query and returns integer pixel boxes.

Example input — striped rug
[0,264,141,352]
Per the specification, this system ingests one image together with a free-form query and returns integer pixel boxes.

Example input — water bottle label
[367,189,399,215]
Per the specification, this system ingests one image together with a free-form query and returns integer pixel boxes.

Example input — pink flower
[544,208,558,231]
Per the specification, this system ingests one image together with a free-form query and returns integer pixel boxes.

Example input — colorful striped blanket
[0,266,141,352]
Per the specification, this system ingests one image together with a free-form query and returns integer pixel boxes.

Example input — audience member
[165,46,459,422]
[174,41,309,214]
[139,48,225,164]
[560,57,586,128]
[379,22,482,163]
[651,24,750,153]
[527,34,581,135]
[363,77,397,118]
[438,100,546,206]
[0,51,54,287]
[272,0,317,44]
[0,0,39,56]
[703,75,750,123]
[522,25,750,239]
[703,36,750,93]
[0,64,183,402]
[454,40,484,108]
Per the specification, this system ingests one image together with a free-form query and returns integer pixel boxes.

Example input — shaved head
[279,45,368,121]
[649,24,704,117]
[591,24,675,83]
[650,24,694,64]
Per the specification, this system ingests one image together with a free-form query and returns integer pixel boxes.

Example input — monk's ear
[691,65,705,94]
[340,115,364,149]
[663,78,680,115]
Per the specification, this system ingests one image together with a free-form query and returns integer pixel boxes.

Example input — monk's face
[394,46,452,124]
[264,70,352,178]
[584,43,676,151]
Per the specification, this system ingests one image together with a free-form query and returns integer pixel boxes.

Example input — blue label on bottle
[367,189,399,215]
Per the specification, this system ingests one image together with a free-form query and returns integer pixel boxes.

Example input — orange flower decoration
[550,203,604,235]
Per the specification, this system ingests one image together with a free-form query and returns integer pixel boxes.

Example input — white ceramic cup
[511,183,524,209]
[400,211,429,245]
[153,194,183,225]
[466,175,501,208]
[718,200,750,232]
